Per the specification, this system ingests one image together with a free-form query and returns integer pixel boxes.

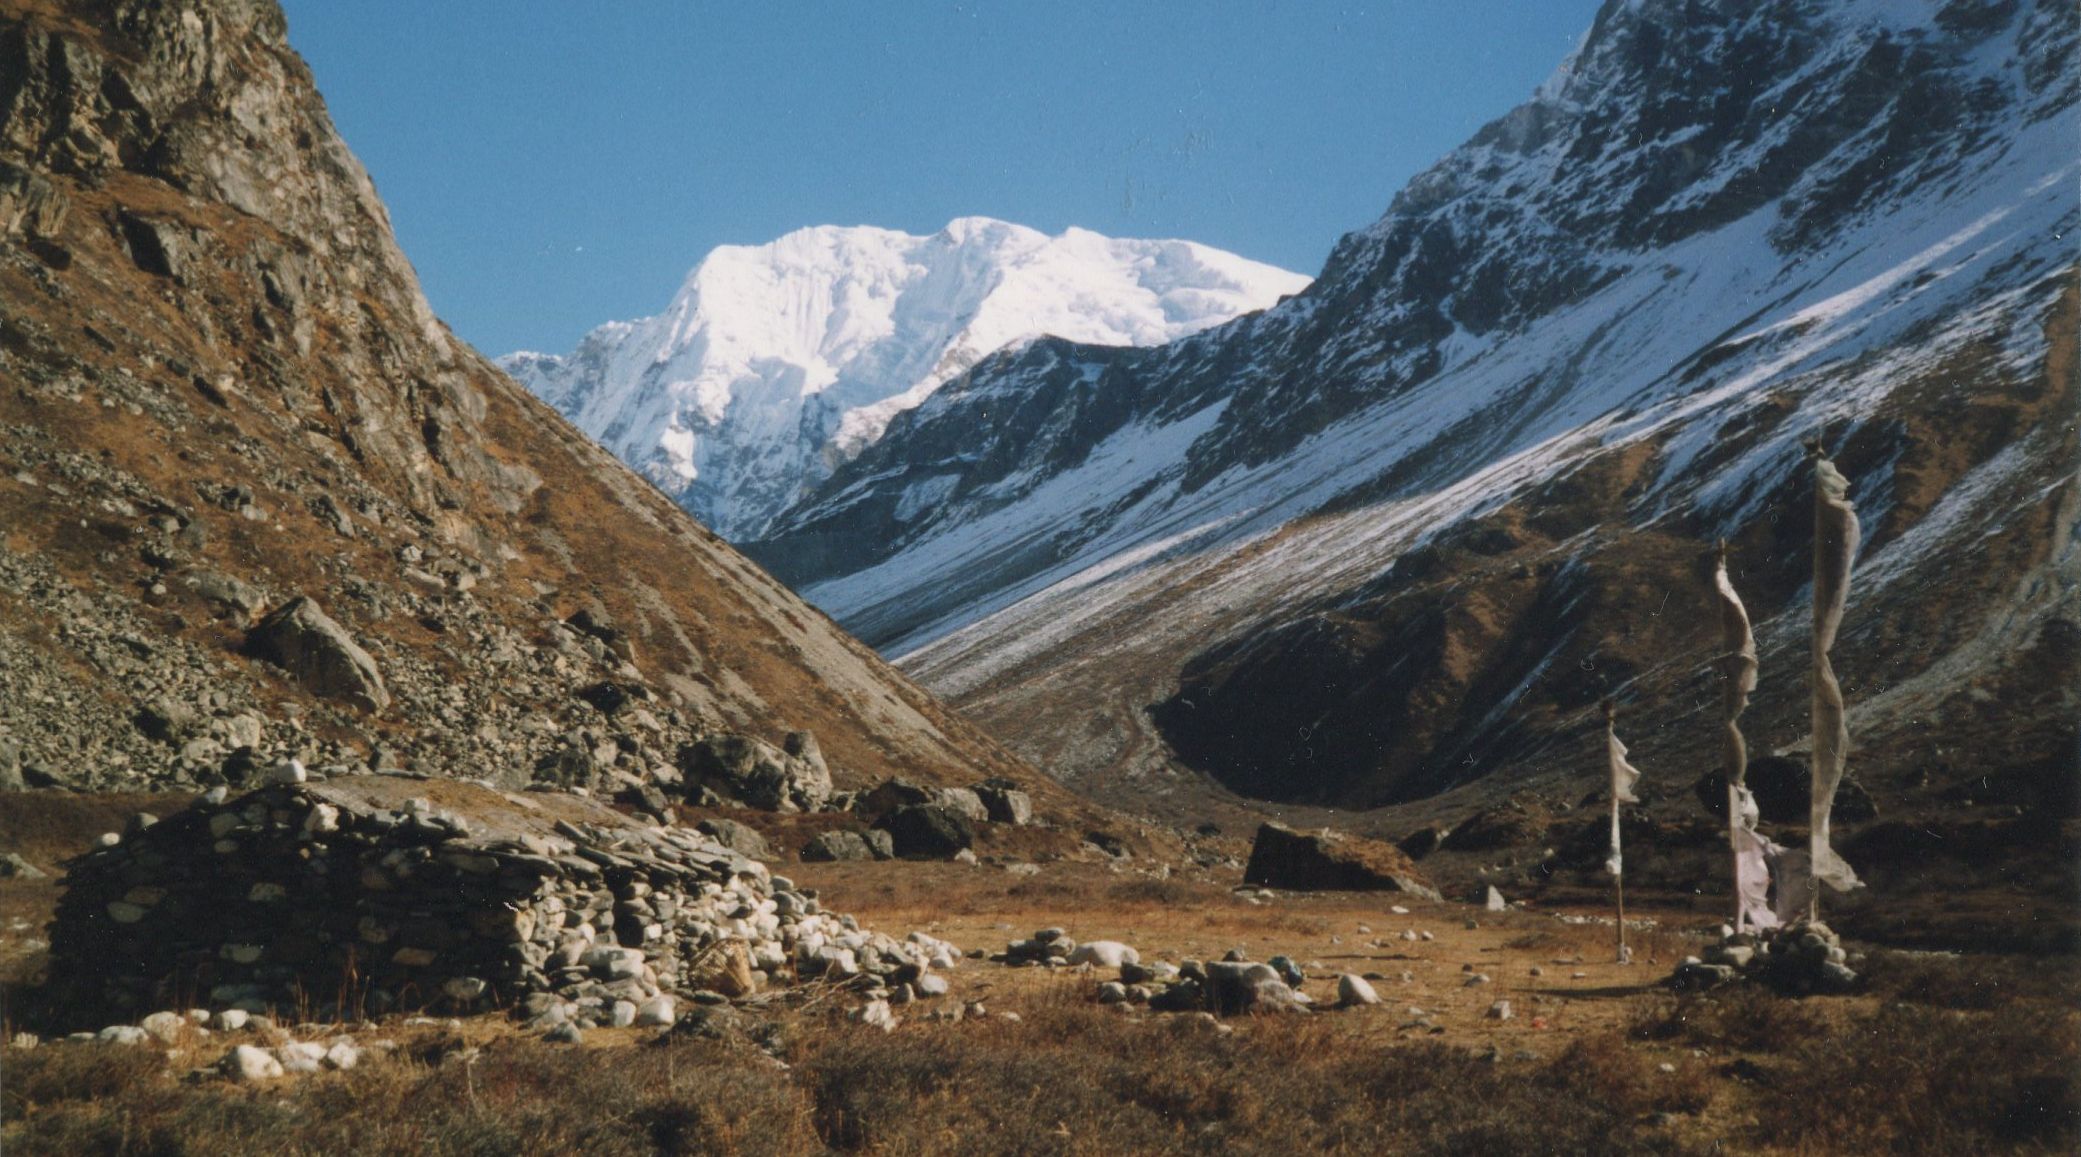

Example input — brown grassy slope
[0,0,1088,814]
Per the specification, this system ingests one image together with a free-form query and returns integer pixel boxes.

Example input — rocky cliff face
[752,0,2079,822]
[0,0,1047,806]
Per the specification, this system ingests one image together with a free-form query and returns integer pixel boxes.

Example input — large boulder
[245,597,389,711]
[678,734,832,812]
[873,804,976,860]
[695,818,771,860]
[1203,960,1306,1015]
[935,787,989,824]
[0,159,68,239]
[973,778,1034,825]
[857,777,934,817]
[800,830,876,862]
[1242,822,1440,899]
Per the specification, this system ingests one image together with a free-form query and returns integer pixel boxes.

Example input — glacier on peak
[498,219,1309,539]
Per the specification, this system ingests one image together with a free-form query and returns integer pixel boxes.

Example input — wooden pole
[1616,867,1628,964]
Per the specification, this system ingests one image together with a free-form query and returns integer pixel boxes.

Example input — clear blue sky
[280,1,1604,357]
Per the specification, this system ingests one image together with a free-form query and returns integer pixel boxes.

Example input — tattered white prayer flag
[1810,450,1862,896]
[1731,787,1781,930]
[1713,543,1769,929]
[1605,710,1641,877]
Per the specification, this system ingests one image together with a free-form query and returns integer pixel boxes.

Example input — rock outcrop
[677,733,833,813]
[245,597,389,712]
[874,804,977,860]
[1242,822,1440,899]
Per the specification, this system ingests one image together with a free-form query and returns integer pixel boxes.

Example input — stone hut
[47,773,927,1024]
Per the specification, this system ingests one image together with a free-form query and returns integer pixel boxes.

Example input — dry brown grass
[1631,987,1827,1054]
[4,1006,1723,1156]
[1858,947,2081,1010]
[1751,1002,2080,1154]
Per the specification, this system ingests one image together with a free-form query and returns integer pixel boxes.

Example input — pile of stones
[995,927,1143,969]
[9,1005,379,1081]
[1142,953,1317,1015]
[1668,920,1858,995]
[46,770,957,1030]
[992,929,1384,1019]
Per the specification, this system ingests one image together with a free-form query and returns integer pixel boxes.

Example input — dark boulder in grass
[874,804,976,860]
[1243,822,1441,900]
[800,829,876,863]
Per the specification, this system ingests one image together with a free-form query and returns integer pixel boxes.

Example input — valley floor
[2,797,2076,1156]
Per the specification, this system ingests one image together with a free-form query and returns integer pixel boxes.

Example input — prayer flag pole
[1808,441,1863,922]
[1603,699,1641,964]
[1712,540,1759,932]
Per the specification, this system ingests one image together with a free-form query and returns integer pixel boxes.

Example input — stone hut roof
[46,773,854,1025]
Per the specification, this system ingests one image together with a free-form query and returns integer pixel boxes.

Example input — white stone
[279,1040,327,1074]
[442,976,488,1003]
[635,996,676,1026]
[610,1000,638,1027]
[582,945,644,979]
[224,1043,284,1081]
[1337,975,1381,1006]
[209,1009,250,1032]
[268,759,308,785]
[1066,940,1140,969]
[1487,1000,1513,1020]
[97,1025,149,1046]
[853,999,897,1032]
[544,1022,584,1045]
[324,1041,361,1070]
[140,1011,186,1044]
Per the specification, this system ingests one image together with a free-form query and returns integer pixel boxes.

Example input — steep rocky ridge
[0,0,1059,810]
[751,0,2079,830]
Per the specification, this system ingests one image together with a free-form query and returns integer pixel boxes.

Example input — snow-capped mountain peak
[499,219,1309,538]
